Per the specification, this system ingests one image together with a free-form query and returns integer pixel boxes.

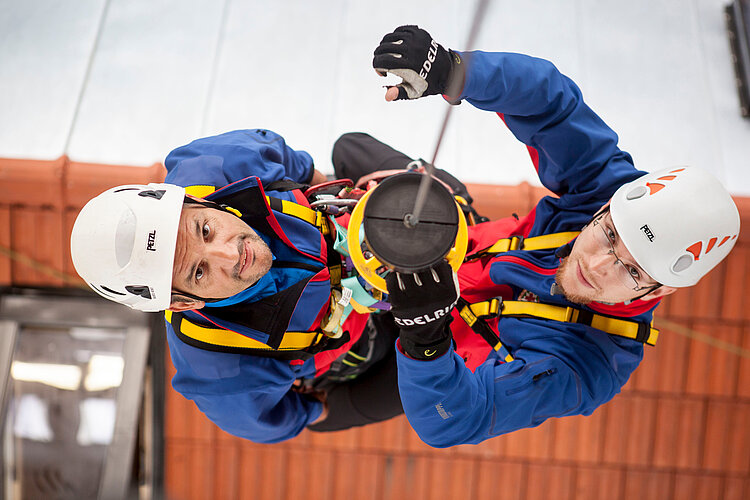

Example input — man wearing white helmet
[71,129,415,443]
[364,25,741,447]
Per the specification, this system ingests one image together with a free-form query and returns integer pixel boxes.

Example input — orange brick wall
[1,158,748,500]
[0,156,164,287]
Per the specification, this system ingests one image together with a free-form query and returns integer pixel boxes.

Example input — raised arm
[164,129,319,189]
[458,50,638,199]
[373,26,643,203]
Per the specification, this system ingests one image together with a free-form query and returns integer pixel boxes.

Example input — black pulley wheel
[362,172,459,273]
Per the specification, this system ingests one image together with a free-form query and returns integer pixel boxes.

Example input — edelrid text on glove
[373,25,463,101]
[385,261,459,360]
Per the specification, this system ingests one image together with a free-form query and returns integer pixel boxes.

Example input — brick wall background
[2,158,748,500]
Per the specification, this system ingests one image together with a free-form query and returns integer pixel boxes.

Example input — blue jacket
[396,51,658,447]
[163,129,367,443]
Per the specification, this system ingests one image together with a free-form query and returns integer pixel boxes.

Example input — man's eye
[195,266,204,281]
[202,223,210,239]
[627,265,641,280]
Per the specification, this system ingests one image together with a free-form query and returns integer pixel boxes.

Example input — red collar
[587,297,660,318]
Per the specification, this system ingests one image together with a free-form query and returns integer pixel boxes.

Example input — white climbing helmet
[70,183,185,311]
[610,167,739,287]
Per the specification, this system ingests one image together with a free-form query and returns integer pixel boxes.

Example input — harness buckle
[635,322,651,343]
[563,306,576,322]
[509,235,524,251]
[488,297,503,318]
[459,304,479,326]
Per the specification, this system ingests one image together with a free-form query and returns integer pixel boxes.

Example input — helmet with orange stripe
[610,167,740,287]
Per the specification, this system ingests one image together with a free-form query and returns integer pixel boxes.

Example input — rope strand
[655,317,750,359]
[0,243,86,287]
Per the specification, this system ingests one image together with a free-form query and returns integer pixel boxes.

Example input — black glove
[385,260,459,360]
[373,25,464,101]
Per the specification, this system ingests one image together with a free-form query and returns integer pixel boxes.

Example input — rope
[0,243,86,288]
[655,317,750,359]
[408,0,492,227]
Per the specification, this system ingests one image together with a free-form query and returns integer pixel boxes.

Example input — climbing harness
[457,230,660,362]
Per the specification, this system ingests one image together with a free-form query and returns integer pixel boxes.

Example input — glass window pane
[3,325,127,500]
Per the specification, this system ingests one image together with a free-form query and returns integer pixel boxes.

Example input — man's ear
[168,298,205,312]
[638,285,677,301]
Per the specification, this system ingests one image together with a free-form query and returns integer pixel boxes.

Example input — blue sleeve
[396,324,642,447]
[459,51,644,205]
[163,129,315,189]
[191,387,322,444]
[166,324,321,443]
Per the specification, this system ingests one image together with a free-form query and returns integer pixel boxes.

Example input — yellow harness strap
[458,228,658,363]
[482,232,580,254]
[165,311,326,351]
[457,298,513,362]
[463,299,659,346]
[185,185,217,198]
[184,185,329,235]
[461,298,502,320]
[263,197,346,335]
[265,196,330,235]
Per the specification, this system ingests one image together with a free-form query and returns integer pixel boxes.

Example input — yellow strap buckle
[508,236,524,251]
[472,298,502,318]
[564,306,576,323]
[487,236,524,254]
[314,210,330,235]
[460,298,502,326]
[459,304,478,326]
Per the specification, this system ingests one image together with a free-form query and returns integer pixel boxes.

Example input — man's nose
[588,251,615,276]
[207,241,238,269]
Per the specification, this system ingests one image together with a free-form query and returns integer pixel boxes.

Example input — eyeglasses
[591,214,653,291]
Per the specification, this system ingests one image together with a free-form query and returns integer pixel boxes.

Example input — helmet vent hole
[672,254,693,273]
[115,209,137,268]
[100,285,125,296]
[626,186,648,200]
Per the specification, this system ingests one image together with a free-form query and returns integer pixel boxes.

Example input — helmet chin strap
[183,196,240,217]
[586,205,610,227]
[625,284,662,304]
[171,288,227,304]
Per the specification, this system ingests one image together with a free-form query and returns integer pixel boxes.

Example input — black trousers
[307,313,403,432]
[308,132,478,432]
[331,132,475,205]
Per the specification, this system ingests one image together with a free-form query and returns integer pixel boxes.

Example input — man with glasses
[559,207,662,305]
[364,25,740,447]
[591,210,656,289]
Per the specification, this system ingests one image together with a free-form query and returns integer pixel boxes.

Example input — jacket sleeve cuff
[302,163,316,185]
[396,338,452,361]
[443,50,468,104]
[307,399,324,424]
